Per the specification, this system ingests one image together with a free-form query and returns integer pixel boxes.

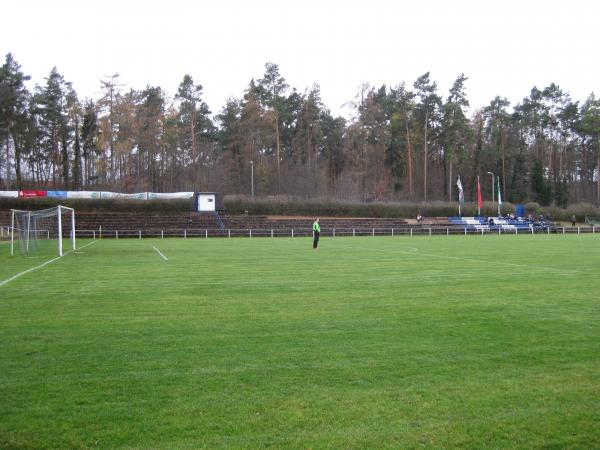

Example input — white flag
[456,176,464,205]
[497,177,502,206]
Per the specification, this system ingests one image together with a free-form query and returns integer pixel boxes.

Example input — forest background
[1,54,600,209]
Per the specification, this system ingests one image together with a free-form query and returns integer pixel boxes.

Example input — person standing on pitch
[312,218,320,250]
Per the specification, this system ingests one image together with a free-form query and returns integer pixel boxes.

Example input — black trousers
[313,231,320,248]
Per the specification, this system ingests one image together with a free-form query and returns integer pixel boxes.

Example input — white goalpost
[10,205,76,257]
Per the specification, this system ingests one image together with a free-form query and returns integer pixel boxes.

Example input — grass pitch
[1,235,599,448]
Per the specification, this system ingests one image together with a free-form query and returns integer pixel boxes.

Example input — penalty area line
[0,240,97,288]
[153,246,169,261]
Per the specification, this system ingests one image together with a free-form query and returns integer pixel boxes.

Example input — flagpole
[477,176,481,216]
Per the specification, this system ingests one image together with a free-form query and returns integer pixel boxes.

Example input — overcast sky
[1,0,598,118]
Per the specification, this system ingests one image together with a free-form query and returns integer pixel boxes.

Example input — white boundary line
[0,240,97,288]
[0,256,64,287]
[153,246,169,261]
[77,240,98,251]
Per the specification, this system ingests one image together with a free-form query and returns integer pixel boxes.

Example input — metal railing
[68,225,598,239]
[2,225,598,242]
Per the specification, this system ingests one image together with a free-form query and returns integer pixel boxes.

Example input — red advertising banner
[19,190,47,198]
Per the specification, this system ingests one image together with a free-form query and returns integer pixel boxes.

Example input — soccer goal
[10,206,76,257]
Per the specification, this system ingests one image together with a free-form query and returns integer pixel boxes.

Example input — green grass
[1,235,599,449]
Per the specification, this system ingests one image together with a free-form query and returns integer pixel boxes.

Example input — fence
[2,224,599,241]
[68,225,598,239]
[0,225,11,240]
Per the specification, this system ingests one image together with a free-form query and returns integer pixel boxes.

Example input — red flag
[477,176,482,212]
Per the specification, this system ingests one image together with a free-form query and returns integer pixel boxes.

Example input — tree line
[1,53,599,206]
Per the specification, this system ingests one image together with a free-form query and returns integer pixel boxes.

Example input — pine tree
[99,74,123,186]
[80,100,99,187]
[509,153,528,203]
[137,86,164,191]
[385,83,415,196]
[321,113,345,192]
[175,75,208,183]
[413,72,441,201]
[257,62,288,191]
[580,94,600,205]
[531,159,552,206]
[34,67,72,187]
[483,96,511,202]
[441,74,470,200]
[0,53,31,188]
[216,98,244,192]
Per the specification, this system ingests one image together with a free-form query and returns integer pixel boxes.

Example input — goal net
[11,206,76,257]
